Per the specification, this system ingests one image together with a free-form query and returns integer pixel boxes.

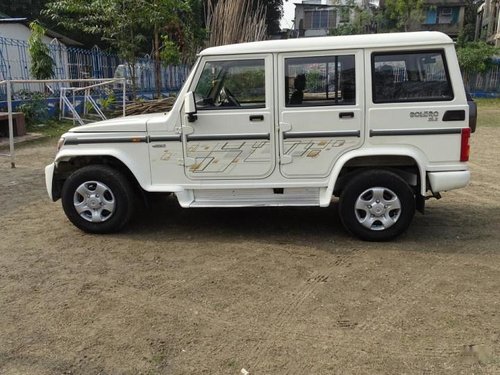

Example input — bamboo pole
[205,0,267,47]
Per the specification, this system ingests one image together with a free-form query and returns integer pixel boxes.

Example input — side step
[190,188,320,207]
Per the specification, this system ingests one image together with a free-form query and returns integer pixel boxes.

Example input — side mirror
[184,91,197,123]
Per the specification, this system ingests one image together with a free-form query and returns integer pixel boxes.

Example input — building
[0,13,81,81]
[418,1,467,38]
[292,1,468,39]
[476,0,500,46]
[294,0,375,38]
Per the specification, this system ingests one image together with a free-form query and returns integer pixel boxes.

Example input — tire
[339,170,415,241]
[61,165,135,233]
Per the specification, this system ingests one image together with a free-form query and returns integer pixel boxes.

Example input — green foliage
[328,4,386,36]
[179,0,206,63]
[44,0,204,97]
[98,92,116,111]
[457,42,499,73]
[461,0,479,43]
[31,119,75,138]
[263,0,283,35]
[384,0,424,31]
[44,0,146,95]
[160,36,181,66]
[28,21,55,80]
[16,91,50,127]
[330,23,359,36]
[305,70,323,92]
[225,68,265,101]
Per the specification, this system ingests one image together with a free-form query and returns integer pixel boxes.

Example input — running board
[190,188,320,208]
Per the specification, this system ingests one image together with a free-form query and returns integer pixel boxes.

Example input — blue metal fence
[464,60,500,98]
[0,35,190,97]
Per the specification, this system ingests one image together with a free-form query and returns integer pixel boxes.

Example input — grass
[475,98,500,109]
[475,98,500,128]
[28,119,75,138]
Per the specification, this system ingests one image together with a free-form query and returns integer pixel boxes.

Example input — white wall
[0,23,67,82]
[0,23,53,44]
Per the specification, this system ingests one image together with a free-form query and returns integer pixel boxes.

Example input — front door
[182,55,275,180]
[277,50,364,178]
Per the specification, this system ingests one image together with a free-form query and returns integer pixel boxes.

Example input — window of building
[424,8,437,24]
[285,55,356,107]
[425,7,460,25]
[438,7,453,24]
[372,51,453,103]
[304,9,336,29]
[194,59,266,109]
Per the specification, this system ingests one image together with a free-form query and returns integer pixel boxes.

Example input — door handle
[339,112,354,119]
[250,115,264,122]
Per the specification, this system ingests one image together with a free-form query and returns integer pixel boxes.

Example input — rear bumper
[45,163,56,201]
[428,170,470,193]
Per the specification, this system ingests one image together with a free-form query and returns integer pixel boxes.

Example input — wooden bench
[0,112,26,137]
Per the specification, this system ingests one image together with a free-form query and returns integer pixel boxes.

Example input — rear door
[277,50,364,178]
[366,48,468,163]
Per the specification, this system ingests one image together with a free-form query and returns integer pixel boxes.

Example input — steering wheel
[220,87,240,107]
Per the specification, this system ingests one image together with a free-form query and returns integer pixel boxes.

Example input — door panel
[278,50,364,178]
[182,55,275,180]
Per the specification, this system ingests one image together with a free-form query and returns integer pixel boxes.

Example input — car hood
[69,113,168,133]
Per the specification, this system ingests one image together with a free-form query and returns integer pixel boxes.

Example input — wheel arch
[320,148,428,206]
[52,150,149,201]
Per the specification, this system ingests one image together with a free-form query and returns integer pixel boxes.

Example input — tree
[263,0,283,35]
[43,0,203,97]
[1,1,48,21]
[44,0,145,94]
[458,0,480,45]
[384,0,424,32]
[28,21,54,80]
[457,41,499,74]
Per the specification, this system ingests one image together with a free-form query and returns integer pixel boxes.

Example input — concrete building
[292,0,467,39]
[418,0,467,38]
[294,0,375,38]
[476,0,500,46]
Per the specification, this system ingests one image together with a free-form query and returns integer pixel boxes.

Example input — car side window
[285,55,356,107]
[372,50,454,103]
[194,59,266,110]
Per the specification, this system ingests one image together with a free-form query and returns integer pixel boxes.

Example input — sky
[280,0,301,30]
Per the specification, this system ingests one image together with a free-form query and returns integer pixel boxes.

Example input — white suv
[45,32,476,241]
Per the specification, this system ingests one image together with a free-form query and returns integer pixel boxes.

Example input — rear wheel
[339,170,415,241]
[61,165,134,233]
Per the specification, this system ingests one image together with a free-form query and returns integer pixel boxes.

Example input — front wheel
[339,170,415,241]
[61,165,135,233]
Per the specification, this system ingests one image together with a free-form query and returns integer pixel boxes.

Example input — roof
[200,32,454,56]
[0,12,25,21]
[0,14,83,46]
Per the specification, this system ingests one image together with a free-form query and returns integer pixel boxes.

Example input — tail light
[460,127,471,162]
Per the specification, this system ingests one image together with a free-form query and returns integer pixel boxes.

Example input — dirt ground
[0,127,499,375]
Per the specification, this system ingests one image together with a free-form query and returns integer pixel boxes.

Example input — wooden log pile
[117,97,177,116]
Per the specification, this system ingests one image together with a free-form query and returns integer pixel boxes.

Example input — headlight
[56,137,65,152]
